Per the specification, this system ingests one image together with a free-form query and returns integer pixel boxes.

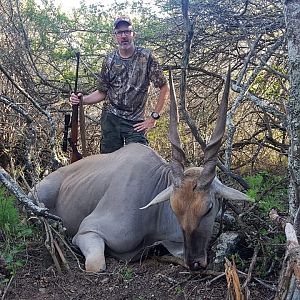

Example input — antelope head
[143,68,250,271]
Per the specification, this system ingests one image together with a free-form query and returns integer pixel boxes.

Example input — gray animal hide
[31,143,183,261]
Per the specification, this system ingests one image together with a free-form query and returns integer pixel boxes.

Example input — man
[70,16,169,153]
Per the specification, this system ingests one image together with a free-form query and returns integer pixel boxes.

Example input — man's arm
[152,83,169,115]
[82,90,106,104]
[134,82,169,132]
[70,90,106,105]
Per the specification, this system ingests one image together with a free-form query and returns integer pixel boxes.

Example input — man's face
[114,23,135,51]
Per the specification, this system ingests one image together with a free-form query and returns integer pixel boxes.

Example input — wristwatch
[151,112,160,120]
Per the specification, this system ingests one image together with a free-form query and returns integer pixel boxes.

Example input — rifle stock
[69,102,82,163]
[69,52,83,163]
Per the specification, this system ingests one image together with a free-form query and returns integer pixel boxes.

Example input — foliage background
[0,0,288,183]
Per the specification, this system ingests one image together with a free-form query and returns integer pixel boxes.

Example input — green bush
[0,185,33,276]
[243,172,287,276]
[245,171,287,214]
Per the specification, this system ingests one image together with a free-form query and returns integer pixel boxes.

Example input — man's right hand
[70,92,83,105]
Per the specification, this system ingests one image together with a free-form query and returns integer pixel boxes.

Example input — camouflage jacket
[97,47,167,121]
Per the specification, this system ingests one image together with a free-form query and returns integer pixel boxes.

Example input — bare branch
[0,167,61,221]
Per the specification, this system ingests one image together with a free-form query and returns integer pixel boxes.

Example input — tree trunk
[282,0,300,298]
[285,0,300,217]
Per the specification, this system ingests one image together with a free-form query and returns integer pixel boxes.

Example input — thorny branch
[0,167,61,221]
[0,62,60,167]
[225,35,286,171]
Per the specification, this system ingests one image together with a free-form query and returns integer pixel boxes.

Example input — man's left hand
[133,118,156,133]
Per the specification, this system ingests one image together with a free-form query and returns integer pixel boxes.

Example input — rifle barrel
[74,52,80,93]
[69,52,82,163]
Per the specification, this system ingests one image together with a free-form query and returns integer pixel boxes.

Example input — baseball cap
[113,16,132,29]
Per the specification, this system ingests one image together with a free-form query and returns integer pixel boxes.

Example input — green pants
[100,111,148,154]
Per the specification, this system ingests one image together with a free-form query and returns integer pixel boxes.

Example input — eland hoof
[85,255,106,272]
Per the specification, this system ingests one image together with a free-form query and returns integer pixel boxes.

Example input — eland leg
[72,232,106,272]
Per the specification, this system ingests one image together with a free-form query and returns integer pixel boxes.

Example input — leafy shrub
[0,185,33,276]
[243,172,287,276]
[245,171,287,214]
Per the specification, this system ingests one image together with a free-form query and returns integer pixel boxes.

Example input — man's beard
[119,40,133,50]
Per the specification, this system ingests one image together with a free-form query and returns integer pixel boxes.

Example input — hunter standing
[70,16,169,153]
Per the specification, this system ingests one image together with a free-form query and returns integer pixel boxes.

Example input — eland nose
[187,259,207,271]
[193,262,200,269]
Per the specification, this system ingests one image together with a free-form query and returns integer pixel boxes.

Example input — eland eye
[192,182,197,191]
[204,202,213,216]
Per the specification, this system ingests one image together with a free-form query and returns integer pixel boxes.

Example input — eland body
[30,69,249,272]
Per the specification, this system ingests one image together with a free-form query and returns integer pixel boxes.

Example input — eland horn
[197,67,231,190]
[169,69,186,188]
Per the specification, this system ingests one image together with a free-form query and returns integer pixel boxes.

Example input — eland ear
[140,185,173,209]
[212,178,251,201]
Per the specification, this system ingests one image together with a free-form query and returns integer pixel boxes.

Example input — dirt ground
[1,239,276,300]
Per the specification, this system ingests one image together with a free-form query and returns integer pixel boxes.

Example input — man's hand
[70,93,82,105]
[133,117,156,133]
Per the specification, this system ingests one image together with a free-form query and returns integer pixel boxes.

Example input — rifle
[69,52,83,163]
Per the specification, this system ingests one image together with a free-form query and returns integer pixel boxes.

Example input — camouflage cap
[113,16,132,29]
